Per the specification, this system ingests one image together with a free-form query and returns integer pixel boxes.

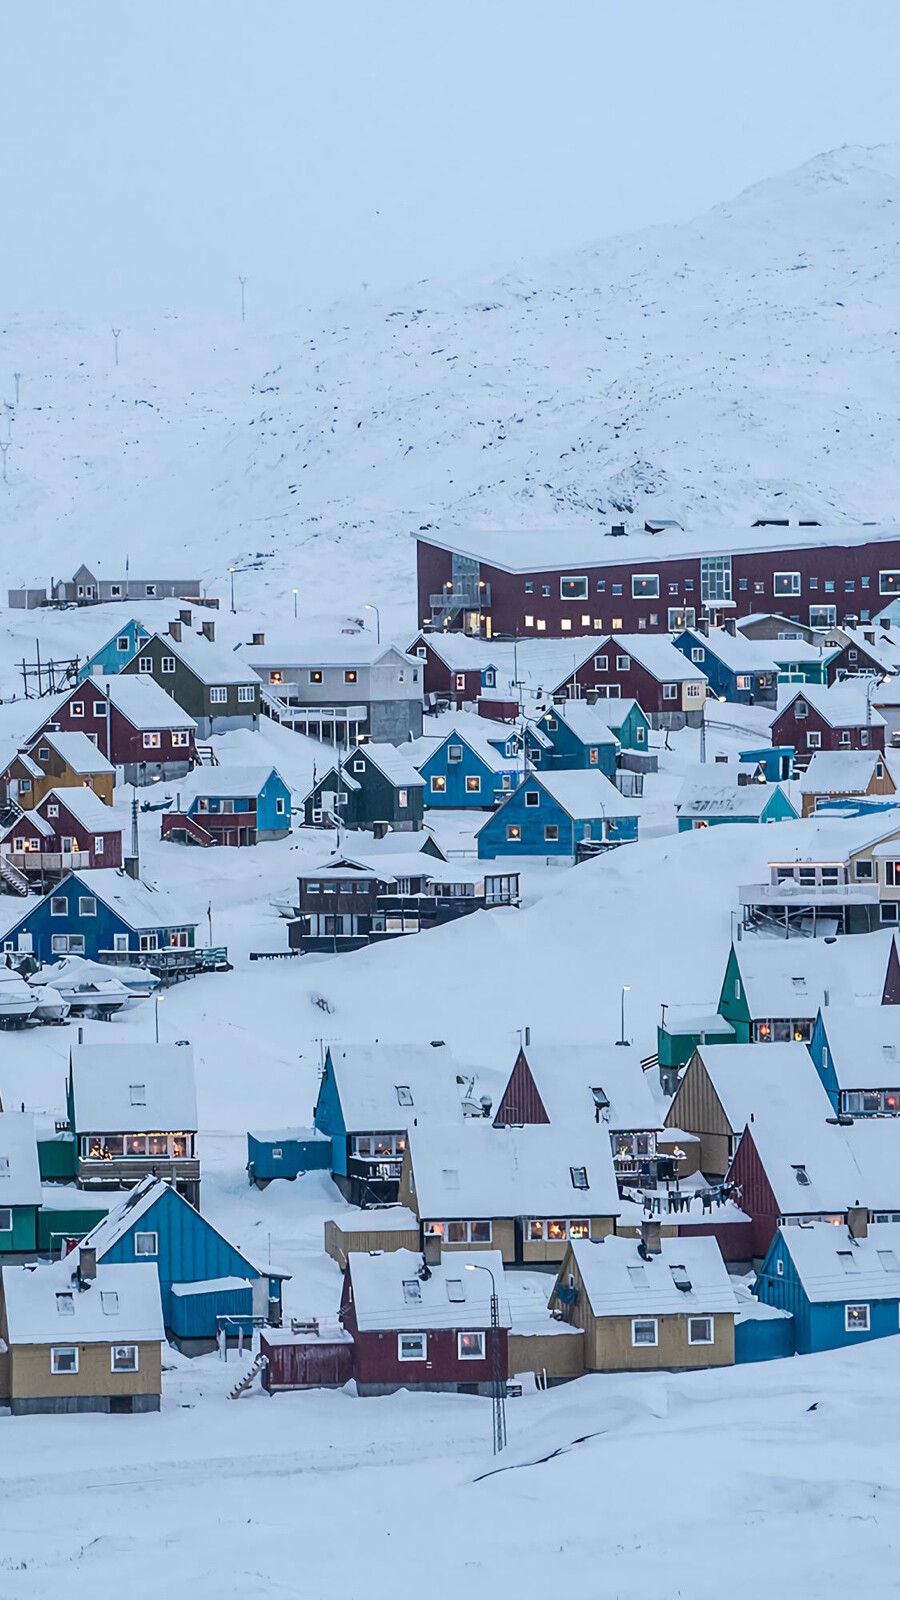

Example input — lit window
[344,671,358,684]
[536,620,546,632]
[431,775,447,793]
[561,619,572,631]
[560,577,588,600]
[524,615,534,628]
[143,732,161,748]
[845,1304,870,1332]
[111,1345,138,1371]
[465,776,481,793]
[458,1332,486,1360]
[632,575,659,599]
[506,824,521,841]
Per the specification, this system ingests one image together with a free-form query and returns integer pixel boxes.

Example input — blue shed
[0,868,197,963]
[734,1298,796,1362]
[739,746,794,782]
[525,702,619,776]
[169,1278,255,1341]
[247,1127,333,1185]
[78,1175,288,1337]
[675,778,797,831]
[756,1219,900,1355]
[414,724,521,809]
[476,771,639,859]
[77,618,150,683]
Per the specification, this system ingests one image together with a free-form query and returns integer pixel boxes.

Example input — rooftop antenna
[13,373,20,407]
[111,328,121,367]
[0,441,9,483]
[238,276,247,323]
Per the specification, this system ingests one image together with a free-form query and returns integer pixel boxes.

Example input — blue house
[525,702,619,777]
[162,764,292,844]
[809,1005,900,1117]
[476,771,639,859]
[247,1128,333,1185]
[79,1175,288,1346]
[675,775,797,831]
[77,618,150,683]
[413,723,523,809]
[673,628,780,706]
[739,745,794,782]
[0,869,197,962]
[756,1217,900,1355]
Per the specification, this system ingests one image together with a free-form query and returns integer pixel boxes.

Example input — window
[809,604,837,628]
[543,824,559,842]
[668,608,696,632]
[524,581,534,594]
[171,730,190,747]
[845,580,856,594]
[524,790,539,807]
[458,1332,486,1360]
[774,573,801,597]
[560,619,572,631]
[116,635,130,651]
[690,648,705,663]
[51,1347,79,1375]
[855,858,874,880]
[524,615,534,628]
[612,583,623,597]
[237,685,256,703]
[101,1291,120,1315]
[134,1232,158,1257]
[344,671,358,684]
[143,732,161,749]
[50,896,67,917]
[594,655,609,672]
[688,1317,714,1345]
[111,1344,138,1371]
[447,744,463,763]
[209,687,228,704]
[662,683,678,701]
[596,580,607,594]
[845,1304,870,1332]
[398,1333,427,1361]
[506,824,521,842]
[92,699,109,720]
[398,789,409,807]
[402,1278,422,1304]
[0,1208,11,1233]
[611,618,623,630]
[880,572,900,596]
[55,1292,75,1316]
[308,670,323,684]
[46,803,59,818]
[884,862,900,887]
[632,575,659,600]
[807,731,821,750]
[161,656,176,674]
[700,555,732,603]
[431,775,447,793]
[632,1318,658,1347]
[616,655,631,672]
[465,776,481,794]
[138,656,153,673]
[145,584,156,597]
[570,1166,589,1189]
[824,580,835,593]
[352,758,365,773]
[541,586,551,599]
[129,1083,147,1105]
[560,576,588,600]
[776,1259,784,1277]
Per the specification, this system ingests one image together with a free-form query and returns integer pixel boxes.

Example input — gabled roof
[70,1043,198,1132]
[1,1256,163,1345]
[31,732,115,775]
[65,869,195,932]
[690,1043,828,1137]
[172,764,285,803]
[407,1121,621,1220]
[736,1087,900,1213]
[347,1247,510,1331]
[685,627,835,673]
[676,776,793,819]
[828,626,900,674]
[323,1044,462,1129]
[79,1175,278,1277]
[0,809,54,842]
[572,635,707,684]
[0,1112,42,1208]
[101,674,198,730]
[798,749,891,795]
[41,787,122,834]
[531,770,638,820]
[546,702,621,748]
[731,931,892,1019]
[772,682,886,730]
[407,633,498,672]
[143,632,257,687]
[816,1004,900,1089]
[347,743,424,788]
[412,720,523,776]
[777,1220,900,1303]
[570,1233,736,1319]
[245,635,416,669]
[85,618,149,662]
[2,749,42,779]
[500,1046,661,1134]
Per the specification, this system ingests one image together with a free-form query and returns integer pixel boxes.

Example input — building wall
[123,638,260,728]
[0,1207,38,1254]
[665,1054,735,1177]
[370,698,424,743]
[508,1330,585,1383]
[476,778,608,859]
[772,699,886,756]
[755,1231,900,1354]
[6,1340,162,1403]
[0,872,195,963]
[324,1219,420,1269]
[726,1129,781,1258]
[77,620,150,683]
[420,738,513,809]
[38,682,196,773]
[350,1321,508,1390]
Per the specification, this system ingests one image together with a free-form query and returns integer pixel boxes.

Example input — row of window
[398,1331,486,1362]
[524,572,900,603]
[136,657,257,700]
[50,1344,140,1374]
[630,1316,714,1347]
[802,730,872,750]
[83,1134,192,1160]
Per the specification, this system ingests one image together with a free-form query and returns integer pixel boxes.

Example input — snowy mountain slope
[4,144,900,631]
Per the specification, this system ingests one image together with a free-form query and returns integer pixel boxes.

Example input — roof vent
[792,1164,811,1186]
[608,522,627,537]
[669,1263,692,1293]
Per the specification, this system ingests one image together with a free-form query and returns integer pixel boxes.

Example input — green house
[591,698,652,753]
[0,1112,42,1254]
[123,630,260,738]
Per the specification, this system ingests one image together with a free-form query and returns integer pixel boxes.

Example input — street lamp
[154,991,164,1044]
[617,985,631,1047]
[293,589,299,621]
[464,1262,506,1454]
[229,567,236,614]
[365,603,381,644]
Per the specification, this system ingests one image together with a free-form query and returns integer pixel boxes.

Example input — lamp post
[464,1262,506,1454]
[154,992,164,1044]
[293,589,299,620]
[617,984,631,1047]
[364,603,381,644]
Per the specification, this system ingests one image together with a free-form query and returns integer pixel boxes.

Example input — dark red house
[0,786,123,880]
[771,683,886,765]
[416,525,900,639]
[31,675,197,786]
[551,635,708,729]
[407,632,498,706]
[341,1247,510,1396]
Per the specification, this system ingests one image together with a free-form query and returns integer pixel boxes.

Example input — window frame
[51,1346,79,1375]
[559,575,588,601]
[457,1331,486,1361]
[397,1332,427,1362]
[688,1316,714,1345]
[845,1303,870,1333]
[631,1317,659,1348]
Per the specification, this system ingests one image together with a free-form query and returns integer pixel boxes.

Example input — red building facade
[35,682,196,777]
[771,694,886,759]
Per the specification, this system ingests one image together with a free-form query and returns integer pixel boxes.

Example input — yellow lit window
[561,619,572,631]
[524,615,534,628]
[612,618,623,630]
[536,620,547,632]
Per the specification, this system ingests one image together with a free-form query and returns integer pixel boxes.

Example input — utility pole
[238,276,247,323]
[111,328,121,367]
[13,373,20,407]
[0,441,8,483]
[465,1263,506,1454]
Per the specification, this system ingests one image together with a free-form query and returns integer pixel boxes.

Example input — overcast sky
[4,0,900,316]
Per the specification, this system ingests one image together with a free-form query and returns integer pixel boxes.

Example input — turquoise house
[164,764,292,843]
[525,703,619,777]
[414,724,522,809]
[593,698,651,754]
[0,1113,41,1255]
[675,778,797,832]
[476,771,639,859]
[756,1219,900,1355]
[77,618,150,683]
[808,1005,900,1118]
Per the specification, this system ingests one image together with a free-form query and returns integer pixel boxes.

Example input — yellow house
[20,731,116,808]
[798,749,896,818]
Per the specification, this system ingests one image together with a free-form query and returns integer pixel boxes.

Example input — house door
[139,935,158,952]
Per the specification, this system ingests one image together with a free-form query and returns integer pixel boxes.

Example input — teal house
[0,1113,41,1255]
[476,771,639,859]
[756,1217,900,1355]
[808,1005,900,1117]
[525,703,619,777]
[414,723,522,809]
[592,698,651,754]
[675,777,796,831]
[77,618,150,683]
[79,1175,288,1343]
[162,765,292,844]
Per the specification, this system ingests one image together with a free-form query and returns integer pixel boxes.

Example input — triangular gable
[884,937,900,1006]
[665,1049,733,1139]
[493,1048,550,1126]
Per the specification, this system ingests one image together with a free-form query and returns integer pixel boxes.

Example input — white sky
[4,0,900,315]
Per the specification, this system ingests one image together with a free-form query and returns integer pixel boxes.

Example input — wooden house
[0,1112,41,1255]
[0,787,124,884]
[412,723,523,808]
[244,634,423,744]
[122,627,260,736]
[664,1042,826,1180]
[77,618,151,682]
[407,632,499,707]
[399,1120,621,1265]
[341,1246,511,1396]
[161,764,291,846]
[525,702,619,777]
[808,1004,900,1117]
[476,771,638,860]
[324,1208,421,1268]
[29,676,197,786]
[290,851,518,953]
[0,1248,164,1415]
[313,1043,463,1205]
[673,624,835,704]
[797,749,896,817]
[675,773,796,831]
[819,624,900,686]
[714,931,891,1049]
[551,635,708,730]
[755,1214,900,1355]
[738,816,900,937]
[549,1226,736,1373]
[737,613,821,646]
[302,743,425,832]
[67,1042,200,1204]
[587,697,652,754]
[0,869,198,964]
[16,732,116,807]
[78,1176,287,1346]
[770,683,886,766]
[52,563,200,606]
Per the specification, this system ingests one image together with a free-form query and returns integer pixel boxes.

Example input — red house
[0,786,123,881]
[552,635,707,729]
[31,675,197,786]
[341,1247,510,1396]
[407,633,499,707]
[822,625,900,686]
[771,683,886,766]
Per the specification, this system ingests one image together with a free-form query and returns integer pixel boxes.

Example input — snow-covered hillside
[4,143,900,632]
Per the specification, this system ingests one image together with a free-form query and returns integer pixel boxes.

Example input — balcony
[740,880,878,906]
[77,1156,201,1189]
[7,849,91,873]
[428,585,492,611]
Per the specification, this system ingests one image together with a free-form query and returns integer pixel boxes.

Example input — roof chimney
[639,1219,662,1257]
[585,688,599,706]
[179,608,193,626]
[696,618,709,637]
[723,618,737,636]
[423,1231,442,1268]
[201,620,216,643]
[168,620,182,643]
[608,522,627,537]
[847,1206,868,1241]
[78,1245,97,1284]
[251,632,265,647]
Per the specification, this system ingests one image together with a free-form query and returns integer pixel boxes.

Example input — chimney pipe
[78,1245,97,1283]
[251,632,265,647]
[524,1025,531,1047]
[201,620,216,642]
[723,618,737,636]
[168,620,182,643]
[585,688,599,706]
[78,1026,84,1045]
[423,1231,442,1268]
[639,1219,662,1256]
[847,1206,868,1241]
[179,608,193,627]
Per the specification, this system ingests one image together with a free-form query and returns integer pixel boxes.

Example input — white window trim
[457,1331,486,1361]
[631,1317,659,1347]
[774,572,802,597]
[397,1332,427,1361]
[688,1316,714,1346]
[51,1346,79,1374]
[559,575,588,601]
[631,574,660,599]
[111,1344,139,1372]
[845,1303,870,1332]
[134,1231,158,1257]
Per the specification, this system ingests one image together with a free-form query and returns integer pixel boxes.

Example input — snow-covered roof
[349,743,425,788]
[549,701,621,747]
[687,1043,829,1137]
[764,815,900,865]
[738,1092,878,1214]
[245,635,416,669]
[414,720,523,775]
[688,627,835,672]
[330,1206,420,1234]
[324,1043,463,1129]
[41,787,122,833]
[798,750,890,795]
[150,632,258,687]
[38,732,116,774]
[676,777,790,819]
[418,525,900,573]
[65,868,195,932]
[172,764,284,803]
[773,681,887,730]
[4,750,43,779]
[580,635,707,683]
[532,770,638,820]
[829,626,900,674]
[408,633,498,672]
[1,1256,164,1345]
[101,674,198,731]
[817,1005,900,1088]
[570,1233,737,1319]
[511,1045,661,1133]
[1,809,54,842]
[0,1112,42,1208]
[70,1043,198,1132]
[778,1220,900,1303]
[170,1276,252,1296]
[733,930,892,1018]
[347,1247,511,1331]
[407,1121,621,1219]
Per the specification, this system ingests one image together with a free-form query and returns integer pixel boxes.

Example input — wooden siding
[508,1329,585,1382]
[493,1049,550,1125]
[726,1128,781,1258]
[665,1051,734,1176]
[5,1341,161,1402]
[324,1218,420,1269]
[555,1251,734,1371]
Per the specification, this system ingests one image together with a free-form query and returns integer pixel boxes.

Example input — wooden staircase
[160,812,219,847]
[228,1350,268,1399]
[0,853,30,896]
[195,743,219,766]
